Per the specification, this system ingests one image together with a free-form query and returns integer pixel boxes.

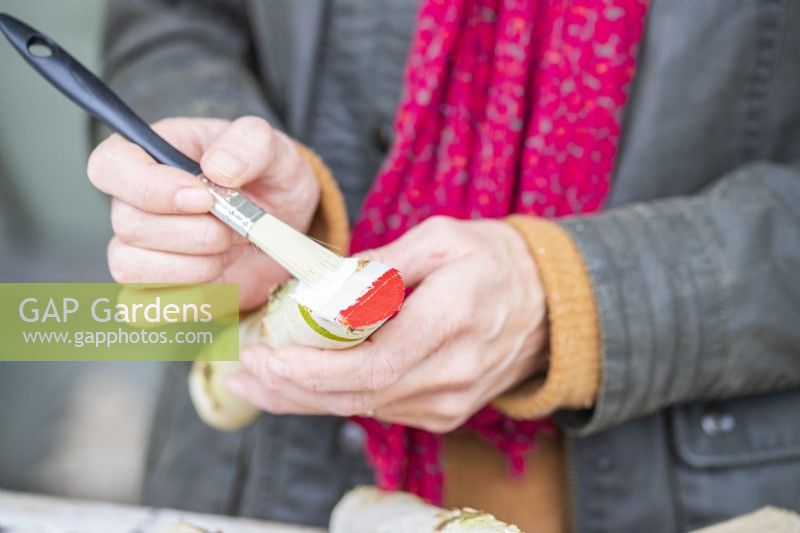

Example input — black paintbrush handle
[0,12,268,237]
[0,12,200,176]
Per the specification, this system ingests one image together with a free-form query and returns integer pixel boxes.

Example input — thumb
[360,216,465,287]
[200,116,302,189]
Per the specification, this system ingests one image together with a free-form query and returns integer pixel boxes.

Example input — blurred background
[0,0,161,503]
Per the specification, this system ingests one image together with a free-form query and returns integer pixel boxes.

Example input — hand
[229,216,549,433]
[87,116,320,310]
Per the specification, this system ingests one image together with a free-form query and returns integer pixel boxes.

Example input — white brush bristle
[248,214,344,285]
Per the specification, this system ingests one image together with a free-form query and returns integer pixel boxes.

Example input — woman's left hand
[228,216,549,433]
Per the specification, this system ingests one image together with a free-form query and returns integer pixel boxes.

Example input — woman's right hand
[87,116,321,311]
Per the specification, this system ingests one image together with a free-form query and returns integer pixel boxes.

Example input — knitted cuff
[295,143,351,255]
[493,216,601,420]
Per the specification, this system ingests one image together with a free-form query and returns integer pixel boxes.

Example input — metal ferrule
[199,174,265,237]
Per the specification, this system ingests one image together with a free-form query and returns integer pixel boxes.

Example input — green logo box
[0,283,240,361]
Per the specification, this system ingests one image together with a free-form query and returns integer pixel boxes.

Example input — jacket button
[338,421,366,455]
[701,411,736,437]
[373,124,393,154]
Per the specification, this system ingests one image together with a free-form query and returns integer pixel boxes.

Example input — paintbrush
[0,13,404,328]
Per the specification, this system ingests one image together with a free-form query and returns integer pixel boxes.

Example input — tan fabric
[297,148,604,533]
[443,431,568,533]
[494,216,602,420]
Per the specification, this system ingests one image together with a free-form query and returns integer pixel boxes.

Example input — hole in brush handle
[0,13,200,176]
[26,35,52,57]
[1,14,265,246]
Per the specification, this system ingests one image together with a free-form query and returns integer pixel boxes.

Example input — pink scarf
[350,0,647,504]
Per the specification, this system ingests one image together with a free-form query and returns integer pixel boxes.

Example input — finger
[200,116,305,189]
[107,236,243,283]
[238,345,382,416]
[150,117,230,160]
[88,118,230,214]
[111,199,246,254]
[237,344,484,423]
[375,390,474,433]
[226,371,323,415]
[362,216,473,287]
[362,335,485,401]
[88,134,214,214]
[242,274,466,393]
[236,350,474,428]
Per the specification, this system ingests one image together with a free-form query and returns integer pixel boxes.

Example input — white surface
[0,490,323,533]
[292,257,360,310]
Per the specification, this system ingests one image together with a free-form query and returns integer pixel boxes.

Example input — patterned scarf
[350,0,647,504]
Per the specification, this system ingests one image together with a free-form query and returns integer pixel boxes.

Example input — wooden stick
[329,487,522,533]
[189,259,404,431]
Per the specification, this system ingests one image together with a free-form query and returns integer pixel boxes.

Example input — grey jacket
[99,0,800,531]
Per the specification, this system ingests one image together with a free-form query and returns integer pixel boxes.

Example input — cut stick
[189,258,404,431]
[329,486,522,533]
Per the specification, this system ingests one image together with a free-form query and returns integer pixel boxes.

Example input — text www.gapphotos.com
[21,328,214,349]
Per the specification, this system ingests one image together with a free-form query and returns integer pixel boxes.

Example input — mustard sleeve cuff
[295,143,351,255]
[493,216,601,420]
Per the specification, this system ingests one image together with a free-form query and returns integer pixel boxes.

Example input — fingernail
[205,147,246,178]
[175,188,213,212]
